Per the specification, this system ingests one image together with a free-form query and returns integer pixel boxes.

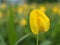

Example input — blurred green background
[0,0,60,45]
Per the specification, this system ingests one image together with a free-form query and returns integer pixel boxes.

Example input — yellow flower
[17,6,24,14]
[23,4,29,9]
[30,9,50,35]
[58,9,60,15]
[52,7,58,13]
[23,9,30,16]
[30,3,36,9]
[39,6,46,12]
[20,18,27,26]
[0,11,3,18]
[0,3,6,9]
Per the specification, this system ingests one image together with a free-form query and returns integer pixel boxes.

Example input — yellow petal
[37,16,50,32]
[36,9,50,32]
[30,10,39,35]
[37,9,50,23]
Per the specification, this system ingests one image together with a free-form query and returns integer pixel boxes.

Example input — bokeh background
[0,0,60,45]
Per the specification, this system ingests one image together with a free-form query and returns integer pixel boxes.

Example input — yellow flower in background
[30,9,50,35]
[30,3,37,9]
[17,6,24,14]
[23,4,29,9]
[52,7,58,13]
[23,9,30,16]
[24,10,28,16]
[20,18,27,26]
[0,3,6,9]
[58,9,60,15]
[0,11,3,18]
[39,6,46,12]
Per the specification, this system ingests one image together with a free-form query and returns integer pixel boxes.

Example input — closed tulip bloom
[30,9,50,35]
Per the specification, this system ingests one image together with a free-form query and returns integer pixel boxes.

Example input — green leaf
[40,40,51,45]
[0,33,6,45]
[8,6,17,45]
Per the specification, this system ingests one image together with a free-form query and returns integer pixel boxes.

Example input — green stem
[36,34,38,45]
[15,33,32,45]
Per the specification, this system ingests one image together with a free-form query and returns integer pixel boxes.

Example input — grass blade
[8,5,17,45]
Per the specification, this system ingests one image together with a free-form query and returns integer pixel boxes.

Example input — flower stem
[36,34,38,45]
